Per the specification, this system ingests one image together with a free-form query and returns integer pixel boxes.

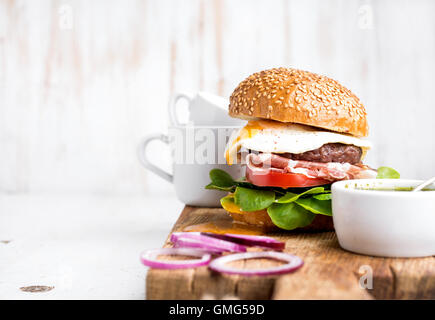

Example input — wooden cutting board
[146,206,435,300]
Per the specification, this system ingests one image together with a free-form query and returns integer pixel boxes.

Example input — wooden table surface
[147,206,435,300]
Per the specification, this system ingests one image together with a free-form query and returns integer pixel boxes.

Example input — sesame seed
[228,67,367,136]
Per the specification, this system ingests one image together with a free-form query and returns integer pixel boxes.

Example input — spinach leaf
[205,184,235,192]
[233,180,286,195]
[205,183,235,192]
[313,193,332,201]
[267,202,315,230]
[205,169,236,192]
[209,168,235,186]
[234,187,275,211]
[377,166,400,179]
[295,198,332,216]
[276,187,327,203]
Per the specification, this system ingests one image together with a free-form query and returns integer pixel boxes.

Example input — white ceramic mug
[138,126,243,207]
[168,91,244,126]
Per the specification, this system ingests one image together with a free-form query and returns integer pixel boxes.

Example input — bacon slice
[247,153,377,182]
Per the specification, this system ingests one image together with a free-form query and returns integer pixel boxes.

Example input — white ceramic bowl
[332,179,435,257]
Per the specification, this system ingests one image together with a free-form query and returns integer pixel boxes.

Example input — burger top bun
[229,68,369,137]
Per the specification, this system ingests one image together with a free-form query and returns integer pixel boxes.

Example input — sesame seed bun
[229,68,369,137]
[228,209,334,232]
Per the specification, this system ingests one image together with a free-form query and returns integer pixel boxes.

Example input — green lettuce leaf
[234,187,275,211]
[376,166,400,179]
[267,202,315,230]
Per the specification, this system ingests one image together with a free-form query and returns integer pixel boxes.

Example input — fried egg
[225,120,372,165]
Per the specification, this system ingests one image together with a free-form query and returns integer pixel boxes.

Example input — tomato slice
[246,165,330,188]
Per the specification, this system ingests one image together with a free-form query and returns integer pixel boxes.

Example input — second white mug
[168,91,245,126]
[138,125,244,207]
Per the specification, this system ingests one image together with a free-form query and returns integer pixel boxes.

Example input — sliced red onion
[201,233,285,251]
[140,248,211,269]
[209,251,303,276]
[173,237,224,254]
[170,232,247,253]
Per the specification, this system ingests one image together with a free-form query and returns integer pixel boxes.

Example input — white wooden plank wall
[1,0,434,195]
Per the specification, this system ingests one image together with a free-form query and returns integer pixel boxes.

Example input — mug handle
[168,92,192,126]
[137,134,173,183]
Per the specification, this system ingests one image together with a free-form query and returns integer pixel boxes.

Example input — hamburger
[206,68,398,231]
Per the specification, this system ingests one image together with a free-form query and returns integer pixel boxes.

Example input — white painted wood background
[1,0,435,196]
[1,0,435,300]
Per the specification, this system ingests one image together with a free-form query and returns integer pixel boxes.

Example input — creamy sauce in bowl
[355,187,435,192]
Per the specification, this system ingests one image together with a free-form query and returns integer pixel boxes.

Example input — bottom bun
[227,210,334,232]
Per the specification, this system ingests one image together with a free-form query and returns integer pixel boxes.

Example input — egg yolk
[225,120,264,165]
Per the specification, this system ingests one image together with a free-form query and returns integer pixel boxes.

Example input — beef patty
[279,143,362,164]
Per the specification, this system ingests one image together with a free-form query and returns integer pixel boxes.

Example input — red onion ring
[173,237,224,254]
[140,248,211,269]
[209,251,303,276]
[201,233,285,250]
[170,232,247,253]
